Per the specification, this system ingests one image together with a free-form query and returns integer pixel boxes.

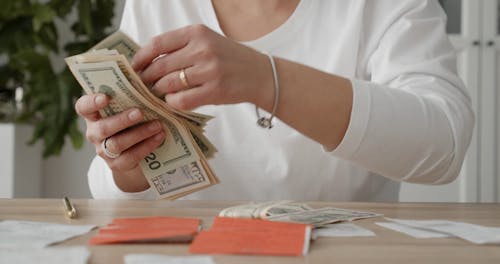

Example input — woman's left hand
[132,24,274,110]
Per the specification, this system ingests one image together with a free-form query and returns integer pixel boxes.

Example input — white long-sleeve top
[88,0,474,201]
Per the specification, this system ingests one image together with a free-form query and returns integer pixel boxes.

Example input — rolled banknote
[267,207,382,227]
[219,201,382,228]
[219,201,313,219]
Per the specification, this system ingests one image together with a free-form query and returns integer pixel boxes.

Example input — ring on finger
[101,137,121,159]
[179,68,190,89]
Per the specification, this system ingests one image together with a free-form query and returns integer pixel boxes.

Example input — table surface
[1,199,499,264]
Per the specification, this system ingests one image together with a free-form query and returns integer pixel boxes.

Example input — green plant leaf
[28,121,46,145]
[93,0,115,32]
[32,3,56,32]
[64,40,91,55]
[1,0,116,157]
[50,0,76,17]
[78,0,93,36]
[0,0,31,20]
[69,118,84,149]
[1,18,36,53]
[35,23,59,52]
[10,50,50,71]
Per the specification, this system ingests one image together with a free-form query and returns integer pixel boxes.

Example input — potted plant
[0,0,116,157]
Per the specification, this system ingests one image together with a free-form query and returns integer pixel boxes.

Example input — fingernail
[148,121,160,132]
[139,71,147,82]
[131,56,139,69]
[154,132,164,141]
[150,85,162,98]
[95,94,106,106]
[128,109,142,121]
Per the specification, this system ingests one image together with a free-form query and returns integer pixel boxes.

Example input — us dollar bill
[71,52,216,158]
[218,201,286,219]
[219,201,382,228]
[267,207,382,227]
[65,31,219,199]
[68,60,199,177]
[219,201,313,219]
[91,31,139,62]
[149,161,212,199]
[92,31,214,127]
[259,202,314,219]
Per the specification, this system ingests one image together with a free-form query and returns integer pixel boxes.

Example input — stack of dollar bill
[219,201,382,228]
[65,31,219,200]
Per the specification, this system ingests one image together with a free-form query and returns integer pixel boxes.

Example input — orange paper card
[210,216,310,232]
[89,216,200,245]
[189,217,311,256]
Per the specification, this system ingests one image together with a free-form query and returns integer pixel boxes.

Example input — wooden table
[1,199,499,264]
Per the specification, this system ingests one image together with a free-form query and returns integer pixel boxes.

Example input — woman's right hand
[75,93,166,192]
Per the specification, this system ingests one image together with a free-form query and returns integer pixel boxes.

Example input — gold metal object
[179,68,190,89]
[63,196,77,219]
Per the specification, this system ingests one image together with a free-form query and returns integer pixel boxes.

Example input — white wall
[0,124,42,198]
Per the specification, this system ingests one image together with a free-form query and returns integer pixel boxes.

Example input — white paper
[375,222,450,238]
[385,218,500,244]
[0,220,96,248]
[312,223,375,239]
[125,254,215,264]
[0,246,90,264]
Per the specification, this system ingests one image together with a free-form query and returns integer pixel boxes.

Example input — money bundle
[219,201,382,227]
[219,201,313,219]
[66,31,219,199]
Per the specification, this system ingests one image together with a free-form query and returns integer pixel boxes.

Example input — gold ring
[179,68,190,89]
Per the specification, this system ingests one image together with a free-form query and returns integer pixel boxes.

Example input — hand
[75,93,165,192]
[132,24,275,111]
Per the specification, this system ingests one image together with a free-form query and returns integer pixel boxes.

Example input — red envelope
[89,216,200,245]
[189,217,311,256]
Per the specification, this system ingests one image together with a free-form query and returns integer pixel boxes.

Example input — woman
[76,0,474,201]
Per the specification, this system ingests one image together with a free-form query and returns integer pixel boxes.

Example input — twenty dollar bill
[66,31,219,199]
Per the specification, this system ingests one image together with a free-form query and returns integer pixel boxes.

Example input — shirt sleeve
[88,155,156,199]
[330,0,474,184]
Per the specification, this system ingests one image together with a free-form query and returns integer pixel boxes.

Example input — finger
[132,26,191,71]
[106,131,166,171]
[151,66,204,97]
[103,120,163,156]
[87,108,143,143]
[165,85,215,110]
[140,49,193,86]
[75,94,109,121]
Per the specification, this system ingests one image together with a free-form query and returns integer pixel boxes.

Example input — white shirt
[88,0,474,201]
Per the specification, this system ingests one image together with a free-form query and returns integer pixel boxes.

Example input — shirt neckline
[198,0,312,50]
